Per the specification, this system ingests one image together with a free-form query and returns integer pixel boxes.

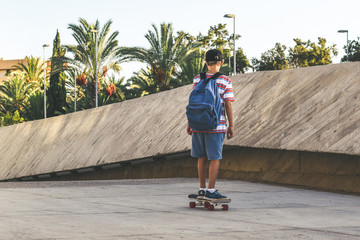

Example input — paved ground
[0,178,359,240]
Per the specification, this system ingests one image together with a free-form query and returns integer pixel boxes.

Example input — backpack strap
[200,72,224,83]
[210,72,224,80]
[209,72,227,124]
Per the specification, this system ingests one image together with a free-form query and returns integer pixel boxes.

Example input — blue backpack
[186,72,223,131]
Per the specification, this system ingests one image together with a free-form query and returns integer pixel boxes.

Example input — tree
[228,47,250,74]
[48,30,67,116]
[175,50,204,87]
[251,43,289,71]
[5,59,45,123]
[197,24,248,74]
[101,74,126,105]
[341,39,360,62]
[65,18,122,108]
[0,110,24,127]
[118,23,200,91]
[309,38,337,66]
[288,38,309,68]
[289,37,337,67]
[127,68,159,97]
[12,56,44,84]
[23,91,44,121]
[64,67,87,112]
[0,72,38,114]
[198,24,231,51]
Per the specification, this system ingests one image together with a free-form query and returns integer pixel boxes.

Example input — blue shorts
[191,132,225,160]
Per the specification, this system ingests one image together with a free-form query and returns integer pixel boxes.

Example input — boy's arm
[187,77,197,136]
[225,101,234,139]
[186,124,192,135]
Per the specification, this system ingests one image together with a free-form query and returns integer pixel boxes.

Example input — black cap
[205,49,223,62]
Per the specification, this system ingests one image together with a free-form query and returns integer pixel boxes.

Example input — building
[0,59,26,82]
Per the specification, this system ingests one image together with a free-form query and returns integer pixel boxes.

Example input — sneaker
[188,190,206,199]
[197,190,206,200]
[188,193,198,199]
[205,190,227,200]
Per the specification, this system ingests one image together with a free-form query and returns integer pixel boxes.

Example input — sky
[1,0,359,79]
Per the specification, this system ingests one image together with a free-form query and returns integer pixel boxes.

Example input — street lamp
[74,70,77,112]
[338,30,349,61]
[43,44,49,119]
[90,29,98,108]
[224,46,231,76]
[224,13,236,75]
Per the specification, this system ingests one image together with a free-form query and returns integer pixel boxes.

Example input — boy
[187,49,235,200]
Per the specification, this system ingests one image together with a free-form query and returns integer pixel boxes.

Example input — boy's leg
[205,159,227,199]
[191,132,207,189]
[208,160,220,189]
[204,133,225,190]
[198,157,207,188]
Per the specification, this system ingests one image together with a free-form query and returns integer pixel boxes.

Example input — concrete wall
[1,63,360,191]
[35,147,360,194]
[227,62,360,155]
[0,85,192,180]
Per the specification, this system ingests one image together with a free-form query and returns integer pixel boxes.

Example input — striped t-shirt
[190,73,235,133]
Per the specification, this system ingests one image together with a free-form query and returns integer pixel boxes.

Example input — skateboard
[188,194,231,211]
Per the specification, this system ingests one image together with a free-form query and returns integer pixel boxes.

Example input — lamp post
[90,29,98,108]
[224,13,236,75]
[42,44,49,119]
[338,30,349,61]
[224,46,231,76]
[74,71,77,112]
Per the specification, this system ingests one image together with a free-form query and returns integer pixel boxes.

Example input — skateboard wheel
[222,204,229,211]
[189,202,196,208]
[204,201,210,209]
[208,205,215,211]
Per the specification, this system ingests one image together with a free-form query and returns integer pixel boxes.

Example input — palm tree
[23,91,44,120]
[0,73,39,114]
[12,56,45,85]
[175,50,205,87]
[98,75,126,106]
[118,23,201,91]
[128,68,159,97]
[65,18,122,108]
[106,74,126,102]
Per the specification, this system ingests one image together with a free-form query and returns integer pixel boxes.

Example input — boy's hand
[186,126,192,135]
[227,125,234,139]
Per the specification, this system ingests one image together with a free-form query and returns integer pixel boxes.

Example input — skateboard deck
[188,194,231,211]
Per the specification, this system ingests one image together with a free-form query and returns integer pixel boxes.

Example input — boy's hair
[206,61,221,66]
[206,49,223,66]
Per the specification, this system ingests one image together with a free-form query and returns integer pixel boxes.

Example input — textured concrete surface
[0,178,359,240]
[228,62,360,155]
[1,63,360,181]
[43,147,360,194]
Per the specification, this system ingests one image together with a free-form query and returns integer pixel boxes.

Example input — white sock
[207,188,215,193]
[199,188,207,192]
